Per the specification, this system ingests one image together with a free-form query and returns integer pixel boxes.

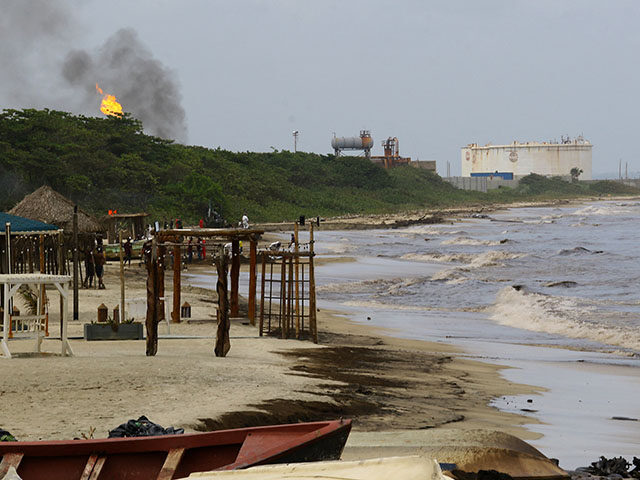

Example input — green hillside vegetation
[0,109,637,223]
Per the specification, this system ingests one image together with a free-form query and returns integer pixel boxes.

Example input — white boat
[180,455,449,480]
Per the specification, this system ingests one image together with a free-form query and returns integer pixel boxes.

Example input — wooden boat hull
[0,419,351,480]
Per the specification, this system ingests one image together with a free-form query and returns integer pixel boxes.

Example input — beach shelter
[0,213,72,358]
[0,212,62,275]
[9,185,103,234]
[102,212,150,243]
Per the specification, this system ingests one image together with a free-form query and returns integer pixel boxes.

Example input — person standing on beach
[187,237,193,263]
[123,237,133,266]
[94,247,106,289]
[83,247,95,288]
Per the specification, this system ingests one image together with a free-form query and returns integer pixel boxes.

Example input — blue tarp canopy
[0,212,60,234]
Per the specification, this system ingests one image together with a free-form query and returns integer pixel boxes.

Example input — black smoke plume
[63,28,187,142]
[0,1,187,142]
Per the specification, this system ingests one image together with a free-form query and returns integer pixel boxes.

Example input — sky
[2,0,639,176]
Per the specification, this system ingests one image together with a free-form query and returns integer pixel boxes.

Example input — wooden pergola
[0,273,73,359]
[145,228,264,357]
[103,213,150,243]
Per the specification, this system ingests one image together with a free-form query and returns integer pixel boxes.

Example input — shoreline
[256,195,640,232]
[0,260,541,447]
[2,198,638,471]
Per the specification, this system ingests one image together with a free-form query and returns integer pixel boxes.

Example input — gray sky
[2,1,639,176]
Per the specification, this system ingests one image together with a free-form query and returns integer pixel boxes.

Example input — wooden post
[118,230,124,326]
[172,239,181,323]
[230,239,240,318]
[259,252,266,336]
[280,256,287,338]
[294,223,300,338]
[39,235,46,326]
[38,235,44,273]
[28,237,34,273]
[4,223,9,275]
[4,224,11,327]
[308,223,318,343]
[145,238,160,356]
[288,257,294,338]
[248,239,257,325]
[214,252,230,357]
[73,205,79,320]
[158,244,165,323]
[58,231,64,337]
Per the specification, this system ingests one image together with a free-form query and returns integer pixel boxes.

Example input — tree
[570,167,583,183]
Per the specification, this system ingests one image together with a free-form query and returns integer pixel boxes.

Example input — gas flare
[95,83,123,117]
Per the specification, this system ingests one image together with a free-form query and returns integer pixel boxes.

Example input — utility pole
[292,130,299,153]
[73,205,79,320]
[619,159,622,180]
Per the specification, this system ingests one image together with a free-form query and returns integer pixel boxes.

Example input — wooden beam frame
[230,239,240,318]
[248,240,257,325]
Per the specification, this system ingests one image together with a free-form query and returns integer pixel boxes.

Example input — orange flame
[95,83,123,117]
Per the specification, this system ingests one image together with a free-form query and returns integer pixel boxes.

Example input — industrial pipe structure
[331,130,373,159]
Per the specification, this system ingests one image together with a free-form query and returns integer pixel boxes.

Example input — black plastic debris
[585,456,640,478]
[0,428,17,442]
[108,416,184,438]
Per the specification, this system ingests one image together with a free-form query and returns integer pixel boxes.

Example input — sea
[311,199,640,469]
[185,199,640,469]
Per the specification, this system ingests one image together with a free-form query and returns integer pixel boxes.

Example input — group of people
[83,244,106,289]
[186,237,206,263]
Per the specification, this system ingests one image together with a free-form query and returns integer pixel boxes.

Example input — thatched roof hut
[9,186,104,233]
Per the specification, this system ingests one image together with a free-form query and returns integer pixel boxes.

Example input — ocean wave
[403,250,526,281]
[464,250,526,268]
[397,226,468,236]
[441,236,506,246]
[489,287,640,352]
[430,268,469,284]
[317,278,394,294]
[318,276,428,296]
[317,241,351,254]
[401,252,474,263]
[572,204,639,217]
[557,246,604,255]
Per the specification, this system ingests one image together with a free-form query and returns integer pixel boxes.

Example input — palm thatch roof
[9,186,104,233]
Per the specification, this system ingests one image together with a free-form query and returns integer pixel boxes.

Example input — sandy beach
[2,200,639,475]
[0,255,538,444]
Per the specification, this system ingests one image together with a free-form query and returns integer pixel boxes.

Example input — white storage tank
[461,137,592,180]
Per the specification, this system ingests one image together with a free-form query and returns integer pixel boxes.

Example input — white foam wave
[397,226,468,236]
[317,278,392,294]
[489,287,640,352]
[401,252,473,263]
[430,268,468,284]
[320,241,351,254]
[572,204,638,217]
[441,236,502,246]
[318,276,428,296]
[464,251,525,269]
